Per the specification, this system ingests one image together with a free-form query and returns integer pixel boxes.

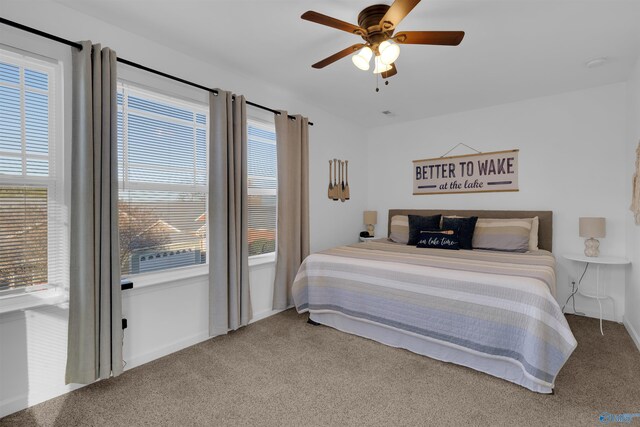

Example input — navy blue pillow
[408,214,442,245]
[442,216,478,250]
[416,230,460,250]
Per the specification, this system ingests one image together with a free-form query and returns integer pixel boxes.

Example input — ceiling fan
[301,0,464,80]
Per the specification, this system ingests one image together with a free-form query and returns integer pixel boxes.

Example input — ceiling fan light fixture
[373,56,392,74]
[302,2,466,82]
[379,40,400,65]
[352,46,373,70]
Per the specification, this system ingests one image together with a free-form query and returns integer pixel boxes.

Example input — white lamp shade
[379,40,400,65]
[363,211,378,225]
[579,217,606,238]
[352,46,373,71]
[373,56,392,74]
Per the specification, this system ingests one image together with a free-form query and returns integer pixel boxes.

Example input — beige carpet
[2,310,639,426]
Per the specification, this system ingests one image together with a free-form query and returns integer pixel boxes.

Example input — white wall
[625,57,640,350]
[0,0,368,418]
[366,84,629,321]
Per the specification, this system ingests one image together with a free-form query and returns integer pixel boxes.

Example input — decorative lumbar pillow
[416,230,460,250]
[389,215,410,244]
[472,218,532,252]
[442,216,478,250]
[529,216,539,251]
[408,214,442,245]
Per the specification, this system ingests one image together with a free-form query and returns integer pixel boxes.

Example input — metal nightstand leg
[596,265,603,335]
[578,263,616,336]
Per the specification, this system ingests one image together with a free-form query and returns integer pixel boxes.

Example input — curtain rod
[0,17,314,126]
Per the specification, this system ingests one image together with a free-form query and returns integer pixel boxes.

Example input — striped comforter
[292,240,577,392]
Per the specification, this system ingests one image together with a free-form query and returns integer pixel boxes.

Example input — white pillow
[389,215,409,244]
[529,216,539,251]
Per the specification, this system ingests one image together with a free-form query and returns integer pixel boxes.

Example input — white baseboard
[1,307,287,419]
[0,383,84,419]
[564,307,619,323]
[125,310,283,370]
[250,308,285,324]
[1,332,209,420]
[123,331,210,371]
[125,308,287,370]
[623,317,640,353]
[0,394,28,419]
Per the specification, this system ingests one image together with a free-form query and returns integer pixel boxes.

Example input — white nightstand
[562,253,630,335]
[359,236,376,243]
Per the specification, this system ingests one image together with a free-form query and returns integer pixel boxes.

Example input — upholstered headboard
[387,209,553,252]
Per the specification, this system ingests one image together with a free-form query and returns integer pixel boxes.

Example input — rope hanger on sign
[440,143,482,158]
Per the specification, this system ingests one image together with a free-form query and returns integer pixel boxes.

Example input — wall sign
[413,149,519,195]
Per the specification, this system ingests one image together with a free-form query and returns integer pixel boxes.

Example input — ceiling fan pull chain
[375,72,380,93]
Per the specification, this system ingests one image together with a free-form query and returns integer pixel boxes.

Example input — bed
[292,209,577,393]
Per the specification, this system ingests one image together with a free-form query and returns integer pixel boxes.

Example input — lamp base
[584,238,600,257]
[367,224,375,237]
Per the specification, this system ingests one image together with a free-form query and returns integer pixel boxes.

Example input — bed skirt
[310,310,554,394]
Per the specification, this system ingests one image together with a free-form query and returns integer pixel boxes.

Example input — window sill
[249,253,276,267]
[0,256,277,313]
[122,264,209,290]
[0,288,67,315]
[120,254,275,293]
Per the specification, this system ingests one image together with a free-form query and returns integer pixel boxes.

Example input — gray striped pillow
[472,218,532,252]
[389,215,409,244]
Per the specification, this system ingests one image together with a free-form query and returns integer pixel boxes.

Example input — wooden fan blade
[382,63,397,79]
[301,11,366,36]
[395,31,465,46]
[379,0,421,31]
[312,44,365,69]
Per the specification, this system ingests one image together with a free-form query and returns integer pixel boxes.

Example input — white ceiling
[55,0,640,127]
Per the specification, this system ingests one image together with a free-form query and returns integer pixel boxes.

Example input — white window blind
[247,119,277,257]
[0,50,62,293]
[117,83,208,276]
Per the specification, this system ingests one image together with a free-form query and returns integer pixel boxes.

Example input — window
[0,49,62,294]
[247,119,277,257]
[117,83,208,276]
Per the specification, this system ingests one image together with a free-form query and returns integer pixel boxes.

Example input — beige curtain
[273,112,310,310]
[66,42,123,384]
[209,90,252,336]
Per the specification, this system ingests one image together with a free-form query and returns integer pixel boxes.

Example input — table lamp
[579,217,605,257]
[363,211,377,237]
